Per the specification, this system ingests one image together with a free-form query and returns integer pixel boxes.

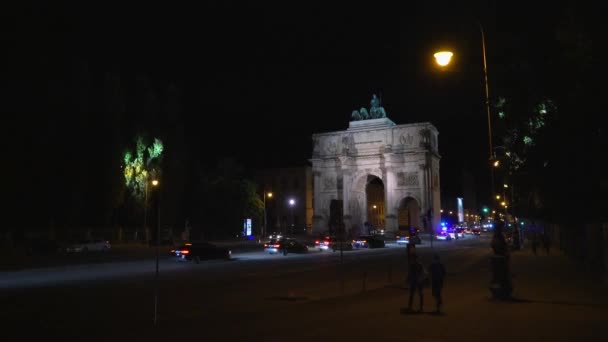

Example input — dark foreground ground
[1,235,606,341]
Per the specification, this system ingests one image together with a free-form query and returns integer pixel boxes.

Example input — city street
[2,235,606,341]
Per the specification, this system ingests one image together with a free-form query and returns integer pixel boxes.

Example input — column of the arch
[431,157,441,232]
[311,170,326,235]
[341,169,353,235]
[384,167,398,233]
[419,161,431,233]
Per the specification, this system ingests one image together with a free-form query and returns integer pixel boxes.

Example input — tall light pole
[263,192,273,239]
[434,22,495,202]
[372,205,377,227]
[151,179,160,326]
[288,198,295,236]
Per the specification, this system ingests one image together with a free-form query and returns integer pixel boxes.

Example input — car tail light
[180,250,189,254]
[264,243,268,247]
[272,244,280,248]
[170,249,175,253]
[362,240,367,243]
[396,235,400,239]
[315,240,320,244]
[323,241,329,245]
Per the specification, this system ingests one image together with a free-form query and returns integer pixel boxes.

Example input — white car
[66,239,111,253]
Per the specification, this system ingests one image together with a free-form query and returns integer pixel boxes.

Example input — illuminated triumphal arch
[310,96,441,236]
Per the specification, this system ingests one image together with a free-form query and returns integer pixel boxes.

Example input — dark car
[264,238,309,254]
[353,235,386,248]
[472,228,481,236]
[171,242,231,263]
[330,237,354,252]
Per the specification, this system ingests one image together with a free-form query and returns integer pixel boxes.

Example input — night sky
[3,2,585,222]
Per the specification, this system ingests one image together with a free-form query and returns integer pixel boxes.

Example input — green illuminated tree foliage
[123,136,164,201]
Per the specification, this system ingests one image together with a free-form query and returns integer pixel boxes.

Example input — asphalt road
[1,235,491,340]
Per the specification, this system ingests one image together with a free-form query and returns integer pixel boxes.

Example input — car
[455,228,466,238]
[171,242,231,262]
[65,239,111,253]
[353,235,385,248]
[314,236,332,251]
[264,238,309,254]
[395,233,421,245]
[329,236,354,252]
[435,230,452,241]
[315,236,353,252]
[472,228,481,236]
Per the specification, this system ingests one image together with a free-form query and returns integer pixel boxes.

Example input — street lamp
[372,205,377,227]
[434,22,495,201]
[263,192,273,239]
[288,199,295,235]
[151,179,160,326]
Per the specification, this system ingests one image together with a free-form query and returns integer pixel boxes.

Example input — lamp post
[263,192,273,239]
[372,205,377,227]
[151,179,160,325]
[288,198,295,236]
[434,22,495,202]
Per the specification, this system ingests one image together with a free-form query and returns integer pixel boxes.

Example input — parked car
[353,235,385,248]
[65,239,111,253]
[472,228,482,236]
[171,242,231,263]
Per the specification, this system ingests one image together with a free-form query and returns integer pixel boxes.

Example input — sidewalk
[222,245,608,341]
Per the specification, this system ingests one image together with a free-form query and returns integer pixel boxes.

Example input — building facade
[254,167,313,234]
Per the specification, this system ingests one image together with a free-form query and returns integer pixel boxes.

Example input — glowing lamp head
[434,51,453,67]
[152,180,159,186]
[289,199,295,206]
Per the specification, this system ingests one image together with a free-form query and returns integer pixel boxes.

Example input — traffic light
[478,207,488,221]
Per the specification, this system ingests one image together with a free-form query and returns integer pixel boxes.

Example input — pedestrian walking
[429,254,446,314]
[406,256,425,313]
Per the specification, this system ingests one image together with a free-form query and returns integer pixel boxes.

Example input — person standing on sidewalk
[543,233,551,255]
[531,233,538,256]
[429,254,446,314]
[406,256,425,313]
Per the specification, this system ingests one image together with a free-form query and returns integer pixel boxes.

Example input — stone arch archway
[350,173,385,235]
[398,197,421,231]
[311,118,440,236]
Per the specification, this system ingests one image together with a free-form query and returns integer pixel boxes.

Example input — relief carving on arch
[397,172,405,186]
[405,172,419,186]
[323,138,338,156]
[399,131,414,147]
[323,177,336,190]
